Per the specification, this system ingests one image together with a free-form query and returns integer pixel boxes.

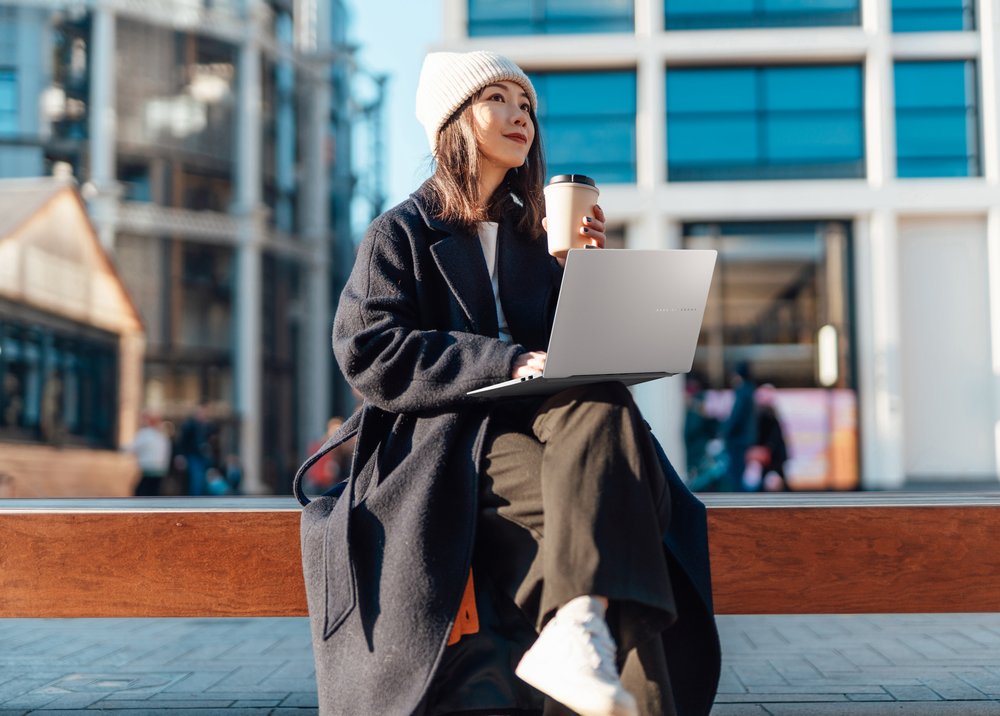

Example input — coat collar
[410,180,552,347]
[411,182,499,337]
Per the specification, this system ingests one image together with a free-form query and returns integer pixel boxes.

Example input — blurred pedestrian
[683,375,717,483]
[752,383,789,491]
[304,417,354,494]
[177,404,214,496]
[720,361,757,492]
[124,411,172,496]
[223,454,243,494]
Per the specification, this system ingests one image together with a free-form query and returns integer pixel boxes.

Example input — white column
[986,208,1000,481]
[857,210,906,489]
[87,2,119,249]
[630,217,685,468]
[975,0,999,481]
[443,0,466,42]
[234,31,265,494]
[633,0,662,36]
[298,65,332,456]
[863,0,895,188]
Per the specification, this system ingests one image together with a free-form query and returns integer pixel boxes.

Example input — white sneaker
[515,596,639,716]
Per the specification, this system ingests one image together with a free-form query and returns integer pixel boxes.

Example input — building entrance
[684,221,858,490]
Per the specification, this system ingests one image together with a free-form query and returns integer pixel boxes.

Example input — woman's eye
[490,93,504,102]
[520,104,530,112]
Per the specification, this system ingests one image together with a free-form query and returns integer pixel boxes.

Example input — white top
[476,221,512,343]
[125,426,172,476]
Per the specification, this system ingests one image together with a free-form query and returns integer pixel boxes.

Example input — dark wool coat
[297,181,721,716]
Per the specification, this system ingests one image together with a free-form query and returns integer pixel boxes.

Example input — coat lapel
[429,233,499,337]
[410,182,500,337]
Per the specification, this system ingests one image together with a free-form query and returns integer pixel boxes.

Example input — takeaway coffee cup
[543,174,600,259]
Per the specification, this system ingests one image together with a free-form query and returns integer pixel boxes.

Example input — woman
[295,51,720,716]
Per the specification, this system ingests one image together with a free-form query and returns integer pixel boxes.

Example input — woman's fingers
[581,206,606,248]
[511,351,547,379]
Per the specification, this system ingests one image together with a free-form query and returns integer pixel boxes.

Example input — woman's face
[470,81,535,174]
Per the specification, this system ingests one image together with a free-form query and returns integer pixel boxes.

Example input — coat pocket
[300,488,357,642]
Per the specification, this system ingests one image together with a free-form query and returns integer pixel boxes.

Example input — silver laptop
[467,248,717,398]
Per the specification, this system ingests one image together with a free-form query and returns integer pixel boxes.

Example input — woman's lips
[504,133,527,144]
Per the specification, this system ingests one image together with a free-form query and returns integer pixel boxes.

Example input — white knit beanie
[416,50,537,156]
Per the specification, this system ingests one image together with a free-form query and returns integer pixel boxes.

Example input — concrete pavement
[2,614,1000,714]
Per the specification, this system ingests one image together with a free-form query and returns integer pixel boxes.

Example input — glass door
[684,220,858,490]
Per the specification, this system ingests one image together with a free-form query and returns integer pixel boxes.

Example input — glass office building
[441,0,1000,490]
[0,0,364,494]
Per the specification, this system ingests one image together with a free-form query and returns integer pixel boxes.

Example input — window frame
[665,0,861,31]
[894,59,982,178]
[467,0,635,36]
[666,64,866,182]
[891,0,976,33]
[529,68,638,185]
[0,299,120,449]
[0,67,18,136]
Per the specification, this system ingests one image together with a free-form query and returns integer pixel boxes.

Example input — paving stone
[845,692,895,701]
[709,705,770,715]
[151,692,290,701]
[883,685,943,701]
[92,700,237,709]
[746,685,887,695]
[731,662,788,688]
[257,678,317,693]
[280,692,320,708]
[717,666,746,694]
[716,693,849,703]
[0,678,49,701]
[765,702,1000,715]
[769,657,823,681]
[0,694,60,710]
[158,671,234,694]
[836,646,893,668]
[231,700,283,707]
[804,649,863,675]
[955,669,1000,696]
[922,675,989,700]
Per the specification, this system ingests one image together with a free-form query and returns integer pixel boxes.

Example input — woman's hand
[546,204,607,268]
[512,351,547,379]
[580,203,607,248]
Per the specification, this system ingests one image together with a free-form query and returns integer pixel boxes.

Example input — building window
[667,65,864,181]
[665,0,859,30]
[530,70,636,184]
[468,0,634,36]
[0,68,17,136]
[119,161,152,202]
[892,0,975,32]
[0,307,118,449]
[895,61,980,178]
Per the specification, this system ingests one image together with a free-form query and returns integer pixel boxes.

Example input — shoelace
[569,612,618,676]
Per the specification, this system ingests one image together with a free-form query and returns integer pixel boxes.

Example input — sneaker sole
[515,659,639,716]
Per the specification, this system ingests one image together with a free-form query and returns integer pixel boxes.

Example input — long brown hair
[428,97,546,239]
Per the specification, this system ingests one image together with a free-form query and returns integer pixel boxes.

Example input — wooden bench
[2,494,1000,618]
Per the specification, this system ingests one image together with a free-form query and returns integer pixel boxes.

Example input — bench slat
[2,499,999,617]
[0,512,306,618]
[707,506,1000,614]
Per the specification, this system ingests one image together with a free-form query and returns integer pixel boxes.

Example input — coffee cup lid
[547,174,596,187]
